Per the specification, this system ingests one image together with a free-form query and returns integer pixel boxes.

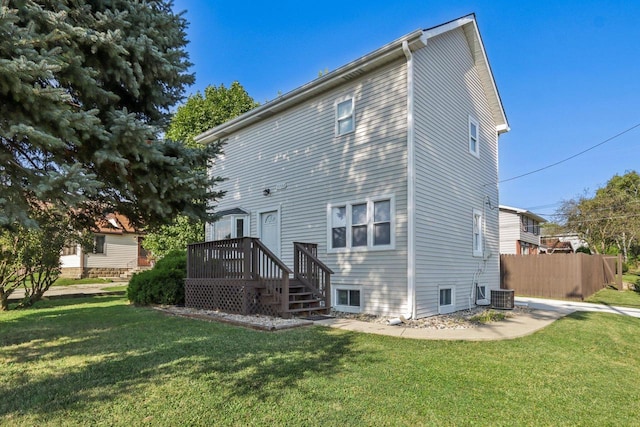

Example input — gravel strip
[154,305,532,331]
[153,306,313,331]
[331,306,533,329]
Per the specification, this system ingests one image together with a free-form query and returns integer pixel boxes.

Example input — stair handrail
[293,242,333,309]
[252,238,291,313]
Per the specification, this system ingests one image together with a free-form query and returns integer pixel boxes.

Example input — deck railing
[187,237,292,314]
[293,242,333,309]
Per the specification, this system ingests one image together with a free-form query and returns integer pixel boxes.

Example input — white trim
[335,96,355,136]
[333,285,362,313]
[257,206,281,257]
[402,40,416,320]
[327,195,396,253]
[210,213,251,241]
[438,285,456,314]
[423,16,474,40]
[472,208,484,257]
[476,283,489,305]
[468,115,480,157]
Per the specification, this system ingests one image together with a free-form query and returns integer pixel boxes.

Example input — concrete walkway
[8,282,124,302]
[314,309,568,341]
[314,297,640,341]
[516,296,640,318]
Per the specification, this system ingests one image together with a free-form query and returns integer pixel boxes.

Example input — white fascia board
[424,14,509,134]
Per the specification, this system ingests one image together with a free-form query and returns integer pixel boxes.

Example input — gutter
[403,40,416,320]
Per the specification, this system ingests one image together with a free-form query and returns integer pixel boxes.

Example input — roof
[499,205,547,224]
[94,213,140,235]
[216,208,249,216]
[196,14,508,145]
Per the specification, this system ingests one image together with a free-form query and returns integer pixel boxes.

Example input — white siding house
[60,213,151,278]
[197,15,509,318]
[499,205,547,254]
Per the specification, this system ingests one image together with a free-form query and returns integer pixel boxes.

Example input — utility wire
[499,122,640,184]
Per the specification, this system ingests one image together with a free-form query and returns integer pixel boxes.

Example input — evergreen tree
[144,82,258,256]
[0,0,219,232]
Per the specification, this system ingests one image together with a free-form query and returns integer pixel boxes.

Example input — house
[540,232,588,254]
[499,205,547,254]
[60,213,151,279]
[189,14,509,319]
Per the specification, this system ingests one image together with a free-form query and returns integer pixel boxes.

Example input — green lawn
[52,277,113,287]
[1,296,639,426]
[585,287,640,308]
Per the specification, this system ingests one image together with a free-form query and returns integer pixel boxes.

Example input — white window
[328,196,394,252]
[336,98,354,135]
[476,283,489,305]
[334,286,361,313]
[211,214,249,241]
[438,286,455,314]
[472,209,483,257]
[469,116,479,157]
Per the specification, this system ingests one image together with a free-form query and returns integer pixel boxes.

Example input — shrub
[575,246,591,254]
[127,250,186,306]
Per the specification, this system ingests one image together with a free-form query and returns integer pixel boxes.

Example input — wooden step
[287,306,329,314]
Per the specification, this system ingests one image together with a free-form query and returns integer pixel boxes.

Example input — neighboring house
[194,14,509,318]
[60,213,151,279]
[499,205,547,254]
[540,233,588,254]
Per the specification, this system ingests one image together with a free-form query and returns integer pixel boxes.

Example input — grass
[102,285,128,292]
[585,287,640,308]
[469,309,507,323]
[1,296,639,426]
[52,277,113,287]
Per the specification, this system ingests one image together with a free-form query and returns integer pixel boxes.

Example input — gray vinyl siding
[499,210,542,253]
[499,210,521,254]
[412,27,501,318]
[209,59,409,317]
[85,234,139,268]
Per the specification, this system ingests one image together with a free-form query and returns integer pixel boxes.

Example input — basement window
[334,287,361,313]
[439,286,455,314]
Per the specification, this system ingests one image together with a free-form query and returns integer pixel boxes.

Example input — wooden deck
[186,237,332,317]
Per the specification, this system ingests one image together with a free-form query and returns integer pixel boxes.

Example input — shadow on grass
[0,295,365,418]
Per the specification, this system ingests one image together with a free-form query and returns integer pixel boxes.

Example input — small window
[469,116,479,157]
[476,284,488,302]
[336,98,354,135]
[439,286,455,314]
[472,209,483,257]
[62,243,77,256]
[335,287,361,313]
[94,235,105,254]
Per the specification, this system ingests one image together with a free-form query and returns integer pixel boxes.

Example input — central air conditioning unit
[490,289,515,310]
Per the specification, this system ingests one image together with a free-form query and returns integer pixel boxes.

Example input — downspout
[402,40,416,320]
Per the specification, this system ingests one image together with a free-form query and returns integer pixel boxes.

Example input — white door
[259,210,280,257]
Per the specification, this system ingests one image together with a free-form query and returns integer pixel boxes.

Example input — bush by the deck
[127,250,186,305]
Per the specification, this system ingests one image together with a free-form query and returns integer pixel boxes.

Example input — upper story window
[328,196,394,252]
[521,216,540,235]
[472,209,483,257]
[469,116,479,157]
[336,98,355,135]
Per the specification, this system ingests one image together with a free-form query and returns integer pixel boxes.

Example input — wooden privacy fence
[500,253,620,300]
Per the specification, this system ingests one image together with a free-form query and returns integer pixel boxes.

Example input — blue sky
[172,0,640,220]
